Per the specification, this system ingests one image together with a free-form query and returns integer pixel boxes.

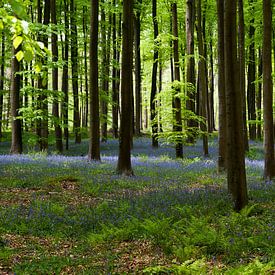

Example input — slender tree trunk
[185,0,196,143]
[257,48,262,139]
[197,0,209,156]
[117,0,134,175]
[83,6,89,128]
[51,0,63,153]
[217,0,227,171]
[238,0,249,151]
[40,0,50,151]
[89,0,100,161]
[224,0,248,211]
[209,35,215,131]
[134,0,142,136]
[70,0,81,144]
[263,0,274,180]
[112,5,120,138]
[10,45,23,154]
[150,0,159,148]
[247,0,256,140]
[172,3,183,158]
[0,31,4,139]
[62,0,69,150]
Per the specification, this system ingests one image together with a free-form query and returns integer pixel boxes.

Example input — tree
[117,0,134,175]
[185,0,196,144]
[224,0,248,210]
[51,0,63,153]
[89,0,100,161]
[10,45,22,154]
[172,3,183,159]
[217,0,226,171]
[197,0,209,157]
[0,31,4,140]
[70,0,81,144]
[263,0,274,180]
[150,0,159,148]
[61,0,69,150]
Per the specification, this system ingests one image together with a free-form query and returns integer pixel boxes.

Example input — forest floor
[0,135,274,274]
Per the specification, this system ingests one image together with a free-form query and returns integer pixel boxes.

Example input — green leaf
[24,49,33,63]
[34,61,42,73]
[13,36,23,49]
[15,51,24,62]
[0,20,3,30]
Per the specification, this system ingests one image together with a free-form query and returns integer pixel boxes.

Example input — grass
[0,135,274,274]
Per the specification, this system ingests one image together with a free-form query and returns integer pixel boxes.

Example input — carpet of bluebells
[0,136,274,274]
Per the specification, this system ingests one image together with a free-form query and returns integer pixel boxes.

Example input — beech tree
[117,0,134,175]
[89,0,100,161]
[263,0,274,180]
[224,0,248,210]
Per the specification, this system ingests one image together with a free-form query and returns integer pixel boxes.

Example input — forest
[0,0,274,273]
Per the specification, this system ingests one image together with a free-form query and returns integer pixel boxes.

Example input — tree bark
[224,0,248,211]
[89,0,100,161]
[257,48,262,139]
[61,0,69,150]
[10,45,22,154]
[185,0,196,143]
[217,0,227,171]
[51,0,63,153]
[263,0,274,180]
[117,0,134,175]
[172,3,183,158]
[150,0,159,148]
[0,31,4,139]
[70,0,81,144]
[134,0,142,136]
[197,0,209,157]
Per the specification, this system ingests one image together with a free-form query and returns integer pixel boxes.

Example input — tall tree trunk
[100,10,111,142]
[10,45,23,154]
[172,3,183,158]
[263,0,274,180]
[89,0,100,161]
[197,0,209,156]
[0,31,4,139]
[247,0,256,140]
[112,5,120,138]
[150,0,159,148]
[185,0,196,143]
[40,0,50,151]
[257,48,262,139]
[217,0,227,171]
[134,0,142,136]
[117,0,134,175]
[238,0,249,151]
[83,5,89,128]
[209,35,215,132]
[224,0,248,211]
[51,0,63,153]
[70,0,81,144]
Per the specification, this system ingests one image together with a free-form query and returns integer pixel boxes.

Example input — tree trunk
[224,0,248,211]
[62,0,69,150]
[217,0,227,171]
[10,45,23,154]
[185,0,196,143]
[150,0,159,148]
[263,0,274,180]
[117,0,134,175]
[197,0,209,157]
[172,3,183,158]
[238,0,249,151]
[134,0,142,136]
[70,0,81,144]
[0,31,4,139]
[89,0,100,161]
[257,48,262,139]
[51,0,63,153]
[247,0,256,140]
[112,5,120,139]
